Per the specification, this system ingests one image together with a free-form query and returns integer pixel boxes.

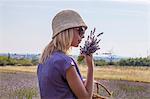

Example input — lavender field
[0,65,150,99]
[0,71,150,99]
[0,72,40,99]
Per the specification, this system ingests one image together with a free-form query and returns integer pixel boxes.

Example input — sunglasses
[76,27,85,37]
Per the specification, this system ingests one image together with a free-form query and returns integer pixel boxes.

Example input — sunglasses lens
[80,27,85,33]
[79,27,85,37]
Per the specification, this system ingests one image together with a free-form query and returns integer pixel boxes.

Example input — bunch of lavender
[77,28,103,63]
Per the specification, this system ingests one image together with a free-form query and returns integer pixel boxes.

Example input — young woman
[37,10,94,99]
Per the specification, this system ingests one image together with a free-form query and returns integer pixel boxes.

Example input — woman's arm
[66,54,94,99]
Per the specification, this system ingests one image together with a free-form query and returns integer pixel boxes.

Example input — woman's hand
[81,54,94,68]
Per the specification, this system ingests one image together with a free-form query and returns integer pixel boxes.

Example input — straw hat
[52,10,87,39]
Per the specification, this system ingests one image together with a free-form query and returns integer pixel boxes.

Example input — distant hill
[0,53,124,62]
[0,53,40,60]
[70,54,124,62]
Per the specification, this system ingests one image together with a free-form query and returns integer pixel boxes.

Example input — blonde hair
[39,28,74,64]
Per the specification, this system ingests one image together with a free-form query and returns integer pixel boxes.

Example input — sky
[0,0,150,57]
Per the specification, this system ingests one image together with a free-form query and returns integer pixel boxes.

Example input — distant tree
[31,58,39,65]
[0,56,9,66]
[94,59,107,66]
[8,53,10,60]
[17,59,33,66]
[118,57,150,66]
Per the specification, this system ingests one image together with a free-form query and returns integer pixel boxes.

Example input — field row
[0,65,150,83]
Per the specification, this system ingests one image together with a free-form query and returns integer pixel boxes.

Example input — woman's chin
[71,43,80,47]
[74,45,79,47]
[73,44,79,47]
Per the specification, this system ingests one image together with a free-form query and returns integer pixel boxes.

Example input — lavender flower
[77,28,103,63]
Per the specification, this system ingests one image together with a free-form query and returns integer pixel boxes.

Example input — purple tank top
[37,51,83,99]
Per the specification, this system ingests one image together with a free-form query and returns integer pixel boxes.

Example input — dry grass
[0,66,37,73]
[79,65,150,83]
[0,65,150,83]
